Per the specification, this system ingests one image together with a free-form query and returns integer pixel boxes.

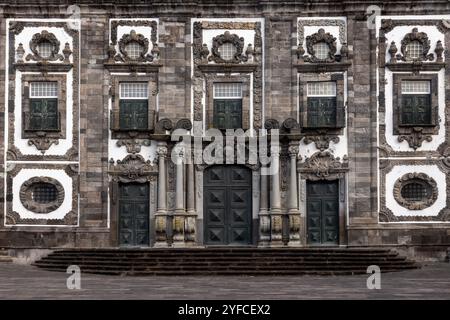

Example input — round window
[406,41,422,60]
[313,42,330,60]
[218,43,237,61]
[20,177,64,213]
[125,41,144,60]
[393,173,437,210]
[38,41,54,59]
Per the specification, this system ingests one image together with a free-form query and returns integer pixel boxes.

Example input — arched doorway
[203,165,252,246]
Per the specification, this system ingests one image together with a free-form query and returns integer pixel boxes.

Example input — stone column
[185,149,197,244]
[270,144,283,246]
[258,164,270,246]
[287,144,301,245]
[172,150,186,246]
[154,142,169,247]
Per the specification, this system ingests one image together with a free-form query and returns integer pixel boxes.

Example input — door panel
[307,181,339,245]
[119,183,150,247]
[204,166,252,245]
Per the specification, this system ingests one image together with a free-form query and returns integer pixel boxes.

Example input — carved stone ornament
[399,28,434,62]
[299,151,349,180]
[208,31,247,64]
[393,172,438,210]
[303,133,340,152]
[19,176,65,213]
[26,30,64,62]
[116,139,151,154]
[28,134,59,154]
[398,127,433,150]
[304,28,338,63]
[114,30,153,63]
[109,154,157,183]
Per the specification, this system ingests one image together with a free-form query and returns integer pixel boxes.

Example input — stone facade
[0,0,450,260]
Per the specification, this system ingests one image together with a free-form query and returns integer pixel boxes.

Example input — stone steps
[32,247,419,276]
[0,249,12,263]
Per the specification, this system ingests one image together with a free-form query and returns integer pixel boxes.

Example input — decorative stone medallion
[26,30,64,62]
[393,172,438,210]
[19,176,65,213]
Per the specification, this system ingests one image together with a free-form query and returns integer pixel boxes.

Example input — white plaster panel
[385,165,446,216]
[384,69,446,151]
[384,26,445,63]
[11,168,73,220]
[13,26,74,64]
[298,72,348,161]
[13,70,74,155]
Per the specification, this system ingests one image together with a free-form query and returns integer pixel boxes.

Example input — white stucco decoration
[385,165,446,217]
[11,168,74,221]
[14,26,74,64]
[384,69,445,151]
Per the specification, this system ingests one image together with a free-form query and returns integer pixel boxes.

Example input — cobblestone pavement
[0,262,449,299]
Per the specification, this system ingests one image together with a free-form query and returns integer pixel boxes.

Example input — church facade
[1,0,450,261]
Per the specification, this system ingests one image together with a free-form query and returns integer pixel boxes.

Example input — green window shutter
[213,99,242,130]
[335,98,345,128]
[119,100,149,130]
[29,98,59,131]
[401,94,431,126]
[307,97,337,128]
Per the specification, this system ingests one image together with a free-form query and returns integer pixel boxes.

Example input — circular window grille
[38,41,54,59]
[125,41,144,60]
[393,173,438,210]
[312,42,330,60]
[406,41,423,60]
[20,177,65,213]
[218,43,237,61]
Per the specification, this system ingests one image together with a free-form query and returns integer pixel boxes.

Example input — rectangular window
[213,83,242,129]
[28,82,59,131]
[119,82,149,130]
[401,80,432,126]
[306,82,337,128]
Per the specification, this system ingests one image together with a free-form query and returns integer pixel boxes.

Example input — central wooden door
[118,183,150,247]
[203,165,252,245]
[307,180,339,245]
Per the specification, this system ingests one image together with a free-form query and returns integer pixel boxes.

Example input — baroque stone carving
[304,28,338,63]
[27,135,60,153]
[175,118,193,131]
[398,127,433,150]
[303,133,340,151]
[299,151,349,180]
[298,19,346,47]
[116,139,151,154]
[19,176,65,213]
[208,31,247,64]
[115,30,154,63]
[26,30,64,62]
[393,172,438,210]
[399,28,434,62]
[109,154,157,183]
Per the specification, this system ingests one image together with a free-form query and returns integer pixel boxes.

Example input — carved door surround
[192,20,263,129]
[298,150,348,245]
[108,154,158,246]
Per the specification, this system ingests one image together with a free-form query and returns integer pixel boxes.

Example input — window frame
[392,73,439,136]
[110,75,157,138]
[21,74,66,140]
[299,73,345,130]
[205,75,251,130]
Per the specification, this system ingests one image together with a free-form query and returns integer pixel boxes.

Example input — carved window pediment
[109,154,157,183]
[399,28,433,62]
[304,29,338,63]
[208,31,248,64]
[25,30,65,62]
[114,30,153,63]
[393,172,438,210]
[298,151,349,181]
